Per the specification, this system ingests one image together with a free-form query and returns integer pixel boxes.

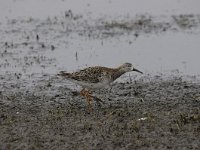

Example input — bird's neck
[111,68,126,81]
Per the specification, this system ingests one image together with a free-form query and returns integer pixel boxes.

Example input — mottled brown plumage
[59,63,142,85]
[60,67,120,84]
[60,66,110,83]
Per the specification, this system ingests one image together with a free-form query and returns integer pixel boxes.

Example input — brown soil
[0,74,200,149]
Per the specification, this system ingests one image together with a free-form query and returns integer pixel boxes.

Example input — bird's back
[59,66,117,84]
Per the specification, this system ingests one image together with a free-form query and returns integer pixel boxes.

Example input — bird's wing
[60,66,113,83]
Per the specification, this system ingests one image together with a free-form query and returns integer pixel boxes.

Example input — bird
[58,62,143,111]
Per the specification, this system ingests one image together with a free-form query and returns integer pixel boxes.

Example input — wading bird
[59,63,143,111]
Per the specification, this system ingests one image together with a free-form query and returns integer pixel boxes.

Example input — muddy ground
[0,73,200,150]
[0,12,200,149]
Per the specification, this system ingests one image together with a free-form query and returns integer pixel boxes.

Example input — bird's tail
[57,71,71,77]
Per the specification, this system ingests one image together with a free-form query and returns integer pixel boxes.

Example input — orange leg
[80,89,93,112]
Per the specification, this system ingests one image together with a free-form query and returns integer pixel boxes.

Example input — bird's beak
[132,68,143,74]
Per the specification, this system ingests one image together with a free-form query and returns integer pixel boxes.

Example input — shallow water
[55,31,200,76]
[0,0,200,78]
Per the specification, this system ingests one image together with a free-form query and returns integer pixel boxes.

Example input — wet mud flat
[0,74,200,149]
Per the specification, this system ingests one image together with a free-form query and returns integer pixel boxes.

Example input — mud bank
[0,74,200,149]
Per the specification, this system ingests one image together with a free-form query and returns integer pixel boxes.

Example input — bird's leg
[86,91,93,112]
[80,89,93,112]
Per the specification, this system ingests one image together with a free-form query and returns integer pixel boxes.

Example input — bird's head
[119,62,143,74]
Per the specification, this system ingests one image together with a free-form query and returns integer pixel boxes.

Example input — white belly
[72,79,110,89]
